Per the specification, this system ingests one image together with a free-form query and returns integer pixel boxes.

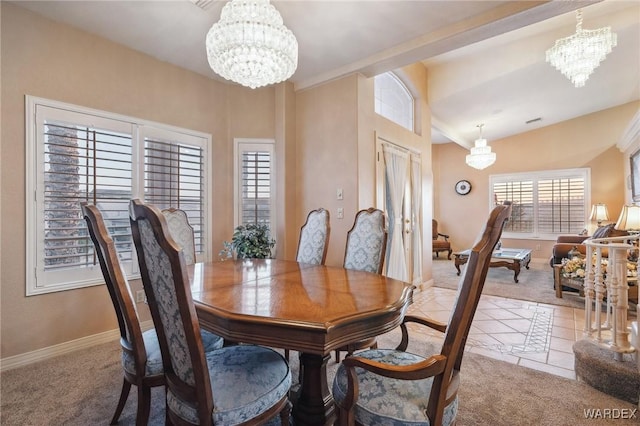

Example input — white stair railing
[583,234,638,361]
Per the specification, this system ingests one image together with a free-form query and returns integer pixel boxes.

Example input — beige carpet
[431,257,587,309]
[1,328,637,425]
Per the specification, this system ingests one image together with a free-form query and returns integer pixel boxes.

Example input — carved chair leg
[110,378,131,425]
[279,400,292,425]
[338,406,355,426]
[136,385,151,426]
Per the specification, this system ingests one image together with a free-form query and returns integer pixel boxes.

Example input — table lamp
[615,204,640,262]
[589,203,610,227]
[615,204,640,232]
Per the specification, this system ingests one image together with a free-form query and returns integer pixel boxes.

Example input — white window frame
[490,168,591,240]
[374,72,415,132]
[26,96,212,296]
[233,138,276,230]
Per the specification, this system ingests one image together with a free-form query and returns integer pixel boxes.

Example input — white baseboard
[420,277,435,291]
[0,320,154,372]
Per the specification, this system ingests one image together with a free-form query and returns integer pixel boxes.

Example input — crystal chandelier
[466,124,496,170]
[545,9,617,88]
[206,0,298,89]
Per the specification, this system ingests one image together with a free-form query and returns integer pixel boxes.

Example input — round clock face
[455,180,472,195]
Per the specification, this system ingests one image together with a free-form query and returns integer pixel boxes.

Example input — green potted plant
[220,223,275,259]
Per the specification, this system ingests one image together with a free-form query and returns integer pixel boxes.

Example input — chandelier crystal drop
[206,0,298,89]
[466,124,496,170]
[545,9,617,88]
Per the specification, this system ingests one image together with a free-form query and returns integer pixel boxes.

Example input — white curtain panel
[382,143,409,282]
[410,154,423,285]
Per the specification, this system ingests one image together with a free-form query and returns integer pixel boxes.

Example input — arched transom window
[374,72,414,132]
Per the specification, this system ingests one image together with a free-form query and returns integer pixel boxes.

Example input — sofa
[549,234,590,268]
[549,224,630,267]
[549,224,634,299]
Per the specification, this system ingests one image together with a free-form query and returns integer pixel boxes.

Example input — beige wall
[275,83,299,260]
[433,101,639,261]
[295,75,360,266]
[0,3,277,358]
[295,65,433,275]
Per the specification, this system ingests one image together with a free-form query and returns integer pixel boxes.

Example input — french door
[376,136,423,285]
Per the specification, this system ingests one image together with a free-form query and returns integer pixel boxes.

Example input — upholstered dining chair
[296,208,330,265]
[332,202,512,426]
[81,203,224,426]
[161,208,196,265]
[129,199,292,426]
[432,219,453,259]
[286,208,331,362]
[334,207,387,363]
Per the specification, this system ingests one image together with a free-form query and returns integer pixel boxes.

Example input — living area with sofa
[549,222,639,302]
[432,103,639,268]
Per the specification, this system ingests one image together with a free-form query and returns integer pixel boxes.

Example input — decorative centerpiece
[560,255,638,280]
[220,223,275,260]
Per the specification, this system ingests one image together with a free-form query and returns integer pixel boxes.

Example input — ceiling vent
[190,0,216,11]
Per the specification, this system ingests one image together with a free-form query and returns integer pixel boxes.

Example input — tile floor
[407,286,590,380]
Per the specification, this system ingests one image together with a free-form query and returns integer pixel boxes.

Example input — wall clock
[455,180,472,195]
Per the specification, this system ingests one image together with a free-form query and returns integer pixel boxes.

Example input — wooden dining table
[188,258,414,426]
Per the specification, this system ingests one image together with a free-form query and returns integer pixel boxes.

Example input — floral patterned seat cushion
[332,349,458,426]
[167,345,292,425]
[122,328,224,377]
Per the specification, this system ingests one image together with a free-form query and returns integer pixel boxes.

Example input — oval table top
[189,258,414,355]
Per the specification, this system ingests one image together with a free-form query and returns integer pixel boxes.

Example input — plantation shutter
[538,177,586,234]
[240,149,272,226]
[31,104,135,293]
[143,133,206,254]
[43,121,133,272]
[490,169,588,238]
[493,180,534,233]
[29,99,211,295]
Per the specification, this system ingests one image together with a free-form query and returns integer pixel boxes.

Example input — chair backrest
[432,219,439,240]
[427,202,511,422]
[129,199,213,424]
[343,208,387,274]
[80,203,149,376]
[296,208,330,265]
[161,208,196,265]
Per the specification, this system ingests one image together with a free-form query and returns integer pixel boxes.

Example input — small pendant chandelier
[466,124,496,170]
[545,9,617,88]
[206,0,298,89]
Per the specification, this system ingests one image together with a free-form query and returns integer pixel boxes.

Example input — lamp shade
[615,204,640,231]
[589,203,609,224]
